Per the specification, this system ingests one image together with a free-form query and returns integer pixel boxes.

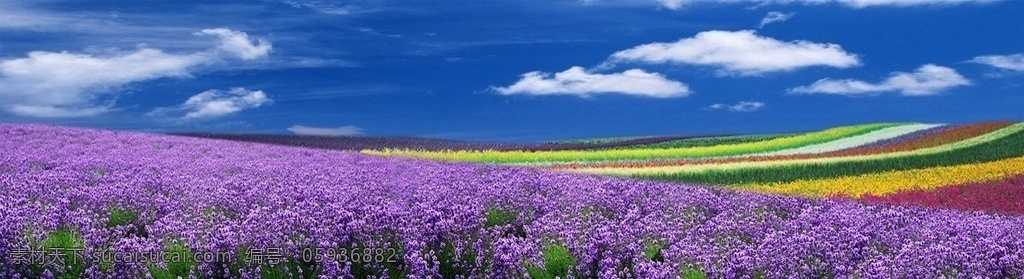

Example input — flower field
[369,122,1024,205]
[3,122,1024,278]
[859,174,1024,214]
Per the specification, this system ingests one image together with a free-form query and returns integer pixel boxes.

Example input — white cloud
[657,0,690,9]
[759,11,794,28]
[493,66,691,98]
[970,54,1024,72]
[287,125,364,136]
[196,28,272,60]
[0,28,271,118]
[608,30,860,76]
[149,88,272,120]
[0,49,205,118]
[149,87,272,120]
[706,101,765,112]
[7,105,115,118]
[790,64,971,96]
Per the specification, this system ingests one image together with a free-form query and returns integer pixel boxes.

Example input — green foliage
[107,208,139,228]
[679,267,708,279]
[107,207,148,238]
[527,243,576,279]
[526,264,552,279]
[259,259,320,279]
[484,208,517,228]
[483,207,526,237]
[31,228,86,279]
[434,241,478,278]
[149,242,197,279]
[643,241,665,262]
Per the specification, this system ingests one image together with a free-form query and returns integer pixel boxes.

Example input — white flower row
[753,123,944,156]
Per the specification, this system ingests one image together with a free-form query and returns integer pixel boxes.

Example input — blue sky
[1,0,1021,142]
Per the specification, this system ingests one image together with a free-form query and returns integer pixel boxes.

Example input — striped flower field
[367,121,1024,214]
[2,122,1023,278]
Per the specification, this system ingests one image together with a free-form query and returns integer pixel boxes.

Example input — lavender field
[4,0,1023,277]
[2,124,1023,278]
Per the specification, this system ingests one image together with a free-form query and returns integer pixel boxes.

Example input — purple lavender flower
[1,124,1022,278]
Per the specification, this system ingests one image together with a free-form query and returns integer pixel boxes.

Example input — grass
[643,240,665,262]
[526,243,577,279]
[484,206,527,238]
[483,207,517,228]
[107,207,148,239]
[107,208,138,227]
[149,242,197,279]
[434,241,479,278]
[680,267,709,279]
[30,228,86,279]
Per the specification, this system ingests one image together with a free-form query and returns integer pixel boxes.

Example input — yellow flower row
[741,156,1024,198]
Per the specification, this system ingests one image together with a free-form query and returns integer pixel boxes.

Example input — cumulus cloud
[645,0,1000,9]
[196,28,272,60]
[0,28,270,118]
[493,66,691,98]
[759,11,794,28]
[608,30,860,76]
[970,54,1024,72]
[789,64,971,96]
[149,88,272,120]
[0,49,204,118]
[287,125,364,136]
[706,101,765,112]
